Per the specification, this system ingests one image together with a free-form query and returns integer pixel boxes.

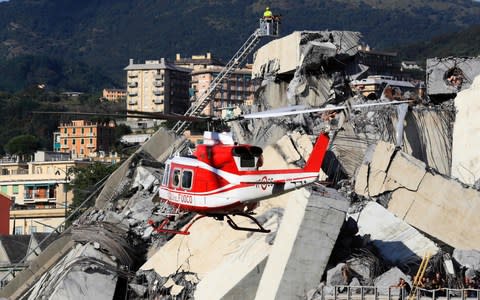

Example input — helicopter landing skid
[225,213,271,233]
[148,215,207,235]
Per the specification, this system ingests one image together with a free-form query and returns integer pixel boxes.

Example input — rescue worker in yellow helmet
[263,7,272,18]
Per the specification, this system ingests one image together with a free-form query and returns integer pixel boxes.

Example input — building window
[12,185,18,194]
[64,139,67,145]
[15,226,23,235]
[72,139,76,145]
[30,226,37,233]
[90,138,93,144]
[0,185,7,194]
[64,128,67,134]
[81,128,84,134]
[72,128,76,134]
[90,128,93,133]
[81,139,84,145]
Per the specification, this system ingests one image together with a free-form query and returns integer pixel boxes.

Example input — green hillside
[0,0,479,91]
[397,24,480,62]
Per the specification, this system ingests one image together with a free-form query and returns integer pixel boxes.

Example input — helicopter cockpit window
[172,169,181,187]
[232,146,263,168]
[162,164,170,186]
[182,170,193,190]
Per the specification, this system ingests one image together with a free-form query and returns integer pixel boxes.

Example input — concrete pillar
[255,187,349,300]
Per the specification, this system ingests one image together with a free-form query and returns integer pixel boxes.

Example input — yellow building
[175,53,258,117]
[124,58,191,121]
[102,88,127,102]
[0,152,90,234]
[58,120,116,159]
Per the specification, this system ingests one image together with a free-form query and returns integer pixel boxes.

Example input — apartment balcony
[128,73,138,78]
[87,144,95,148]
[154,81,164,87]
[23,188,57,203]
[128,82,138,88]
[153,89,164,96]
[128,100,137,105]
[128,92,138,97]
[153,98,164,105]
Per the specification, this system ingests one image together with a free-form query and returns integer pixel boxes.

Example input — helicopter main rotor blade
[242,100,412,119]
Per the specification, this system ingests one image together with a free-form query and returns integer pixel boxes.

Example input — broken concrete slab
[333,106,453,177]
[326,263,348,287]
[290,131,314,161]
[253,31,361,79]
[451,75,480,185]
[374,267,411,296]
[389,170,480,249]
[352,202,438,266]
[387,151,427,191]
[255,187,349,300]
[453,249,480,271]
[131,165,162,191]
[426,57,480,97]
[356,141,480,249]
[26,243,120,300]
[276,135,301,163]
[370,141,396,172]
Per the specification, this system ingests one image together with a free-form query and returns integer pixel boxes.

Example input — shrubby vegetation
[0,88,126,155]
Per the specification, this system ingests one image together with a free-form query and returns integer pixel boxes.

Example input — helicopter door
[179,168,194,206]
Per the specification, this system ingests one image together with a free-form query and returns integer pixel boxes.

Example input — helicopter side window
[181,170,193,190]
[162,164,170,186]
[172,169,181,187]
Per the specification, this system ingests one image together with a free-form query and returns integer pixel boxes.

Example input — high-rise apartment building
[175,53,257,117]
[58,120,115,159]
[125,58,191,120]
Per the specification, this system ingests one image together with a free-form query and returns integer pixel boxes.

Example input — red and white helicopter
[151,130,330,235]
[150,100,412,235]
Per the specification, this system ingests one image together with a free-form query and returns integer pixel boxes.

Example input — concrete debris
[253,31,361,110]
[374,267,411,296]
[131,166,162,191]
[351,202,439,267]
[451,75,480,185]
[355,140,480,249]
[327,263,349,287]
[426,57,480,97]
[6,26,480,300]
[453,249,480,271]
[275,134,302,163]
[26,243,120,300]
[255,187,349,300]
[128,283,147,297]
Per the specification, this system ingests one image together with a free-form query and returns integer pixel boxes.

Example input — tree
[4,134,39,159]
[67,162,118,221]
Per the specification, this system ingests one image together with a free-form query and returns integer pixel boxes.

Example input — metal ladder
[409,252,431,300]
[172,18,280,135]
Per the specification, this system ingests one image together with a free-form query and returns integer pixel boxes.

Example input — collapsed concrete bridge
[2,31,480,300]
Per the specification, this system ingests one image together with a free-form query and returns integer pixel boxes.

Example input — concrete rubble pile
[3,31,480,300]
